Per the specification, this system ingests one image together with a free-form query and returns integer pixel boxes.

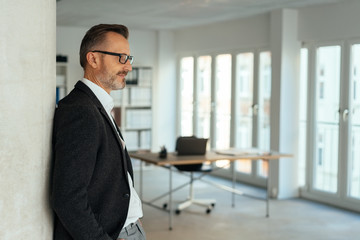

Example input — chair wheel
[175,209,181,215]
[206,208,211,214]
[163,203,168,209]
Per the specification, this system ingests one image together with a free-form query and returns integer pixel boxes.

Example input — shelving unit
[111,67,152,151]
[56,61,68,104]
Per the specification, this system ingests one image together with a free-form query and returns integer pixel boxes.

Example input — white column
[0,0,56,239]
[153,30,177,151]
[269,9,301,199]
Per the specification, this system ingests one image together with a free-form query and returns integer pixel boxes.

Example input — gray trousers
[117,220,146,240]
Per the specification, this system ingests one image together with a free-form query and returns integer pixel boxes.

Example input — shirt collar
[81,78,114,115]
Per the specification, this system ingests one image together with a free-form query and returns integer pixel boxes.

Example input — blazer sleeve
[51,105,113,240]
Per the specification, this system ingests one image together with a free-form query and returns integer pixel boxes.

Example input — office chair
[173,136,216,214]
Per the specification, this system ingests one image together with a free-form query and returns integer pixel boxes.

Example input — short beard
[107,71,127,90]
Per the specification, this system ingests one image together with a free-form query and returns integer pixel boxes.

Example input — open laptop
[175,136,208,156]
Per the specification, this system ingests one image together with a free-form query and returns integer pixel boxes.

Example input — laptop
[175,136,208,156]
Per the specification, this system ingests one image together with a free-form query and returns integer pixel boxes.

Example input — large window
[178,50,272,185]
[196,56,212,139]
[301,43,360,212]
[215,54,232,150]
[314,46,341,193]
[257,51,271,177]
[349,44,360,199]
[235,52,254,174]
[179,43,360,211]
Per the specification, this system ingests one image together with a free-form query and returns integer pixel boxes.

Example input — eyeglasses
[91,50,134,64]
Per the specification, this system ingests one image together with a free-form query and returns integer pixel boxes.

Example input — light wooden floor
[134,166,360,240]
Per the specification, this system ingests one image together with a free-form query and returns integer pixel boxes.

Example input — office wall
[174,13,270,53]
[174,0,360,53]
[0,0,55,239]
[299,0,360,42]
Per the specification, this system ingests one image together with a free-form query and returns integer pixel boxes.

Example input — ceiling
[57,0,349,30]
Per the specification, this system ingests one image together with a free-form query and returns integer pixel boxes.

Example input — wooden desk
[130,150,292,230]
[130,150,291,165]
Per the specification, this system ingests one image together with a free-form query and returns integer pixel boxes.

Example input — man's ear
[86,52,99,68]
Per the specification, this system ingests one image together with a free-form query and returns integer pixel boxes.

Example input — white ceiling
[56,0,349,30]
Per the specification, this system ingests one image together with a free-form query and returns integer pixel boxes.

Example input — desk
[130,150,292,230]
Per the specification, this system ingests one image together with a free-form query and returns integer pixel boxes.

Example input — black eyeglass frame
[91,50,134,64]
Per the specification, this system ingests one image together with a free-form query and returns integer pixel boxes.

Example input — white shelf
[56,62,68,104]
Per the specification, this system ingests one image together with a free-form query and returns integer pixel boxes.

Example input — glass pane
[314,46,341,193]
[180,57,194,136]
[215,54,232,169]
[215,54,232,149]
[235,52,254,174]
[196,56,212,139]
[258,51,271,177]
[349,44,360,199]
[298,48,309,187]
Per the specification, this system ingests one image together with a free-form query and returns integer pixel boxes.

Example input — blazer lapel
[75,81,129,174]
[98,108,129,173]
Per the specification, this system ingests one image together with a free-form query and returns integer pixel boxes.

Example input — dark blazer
[51,81,134,240]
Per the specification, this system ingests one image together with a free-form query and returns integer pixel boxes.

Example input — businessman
[51,24,145,240]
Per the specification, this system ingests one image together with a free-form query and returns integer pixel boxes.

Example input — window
[214,54,232,169]
[314,45,341,193]
[258,51,271,177]
[179,57,194,136]
[349,44,360,199]
[235,52,254,174]
[301,42,360,211]
[178,50,272,185]
[196,56,212,139]
[214,54,232,149]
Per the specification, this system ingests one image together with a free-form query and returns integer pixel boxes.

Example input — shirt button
[123,193,130,198]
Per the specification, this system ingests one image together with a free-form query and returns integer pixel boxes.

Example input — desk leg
[266,159,270,218]
[169,166,173,230]
[232,161,236,208]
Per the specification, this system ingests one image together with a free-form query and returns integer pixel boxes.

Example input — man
[51,24,145,240]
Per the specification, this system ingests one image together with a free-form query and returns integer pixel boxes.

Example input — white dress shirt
[81,78,143,228]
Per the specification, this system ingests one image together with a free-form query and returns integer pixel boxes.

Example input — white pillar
[269,9,301,199]
[0,0,56,239]
[153,30,177,151]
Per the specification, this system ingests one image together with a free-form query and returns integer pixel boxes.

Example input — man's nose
[124,62,132,72]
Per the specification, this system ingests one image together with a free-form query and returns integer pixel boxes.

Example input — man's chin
[114,82,126,90]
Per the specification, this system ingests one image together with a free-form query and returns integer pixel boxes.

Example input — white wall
[0,0,55,239]
[299,0,360,42]
[174,13,270,53]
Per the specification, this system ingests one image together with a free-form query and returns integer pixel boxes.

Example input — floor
[134,166,360,240]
